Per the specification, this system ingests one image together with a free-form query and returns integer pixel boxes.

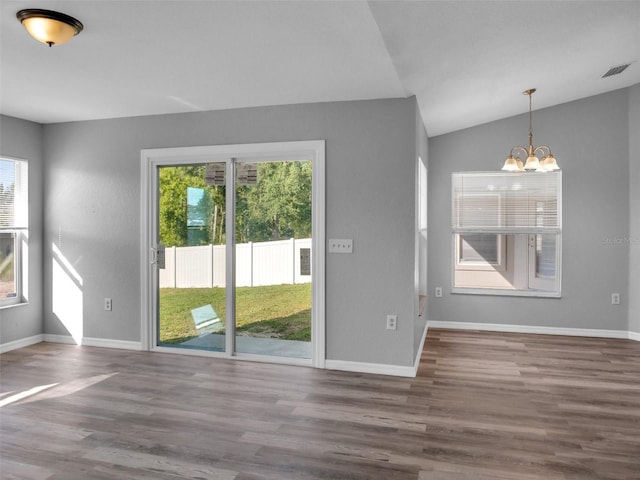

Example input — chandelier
[502,89,560,172]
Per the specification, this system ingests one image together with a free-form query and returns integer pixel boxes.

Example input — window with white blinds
[452,171,561,234]
[451,171,562,297]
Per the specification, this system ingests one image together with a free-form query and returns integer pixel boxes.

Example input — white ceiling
[1,1,639,137]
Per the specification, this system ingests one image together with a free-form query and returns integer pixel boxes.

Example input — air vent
[602,64,630,78]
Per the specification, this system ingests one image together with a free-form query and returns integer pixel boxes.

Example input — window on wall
[0,158,28,307]
[451,171,561,297]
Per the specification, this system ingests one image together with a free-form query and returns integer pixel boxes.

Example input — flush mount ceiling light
[502,89,560,173]
[17,9,83,47]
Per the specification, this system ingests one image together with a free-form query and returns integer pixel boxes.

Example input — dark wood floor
[1,329,639,480]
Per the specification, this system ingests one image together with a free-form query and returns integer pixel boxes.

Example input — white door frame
[139,141,326,368]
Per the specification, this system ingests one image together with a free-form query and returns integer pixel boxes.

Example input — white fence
[159,238,311,288]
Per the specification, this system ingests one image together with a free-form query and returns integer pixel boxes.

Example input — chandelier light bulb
[501,155,519,172]
[545,154,560,171]
[524,154,540,170]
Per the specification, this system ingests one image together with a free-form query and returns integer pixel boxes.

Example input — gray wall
[42,98,420,366]
[428,89,631,332]
[0,115,44,344]
[629,84,640,334]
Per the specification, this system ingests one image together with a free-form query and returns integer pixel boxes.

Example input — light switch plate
[329,239,353,253]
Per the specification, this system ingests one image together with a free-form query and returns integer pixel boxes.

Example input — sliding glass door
[146,146,321,364]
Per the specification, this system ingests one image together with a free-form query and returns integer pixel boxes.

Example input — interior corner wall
[427,89,630,332]
[42,98,418,367]
[628,83,640,335]
[0,115,44,344]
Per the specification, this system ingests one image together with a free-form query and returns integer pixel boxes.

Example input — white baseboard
[0,334,44,354]
[412,323,429,374]
[325,359,417,378]
[43,334,78,345]
[629,331,640,341]
[326,322,429,378]
[82,337,142,350]
[42,334,142,350]
[428,321,635,340]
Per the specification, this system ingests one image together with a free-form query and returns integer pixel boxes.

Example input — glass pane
[0,159,15,228]
[0,232,16,300]
[536,234,556,279]
[459,234,498,264]
[235,160,312,358]
[157,164,226,352]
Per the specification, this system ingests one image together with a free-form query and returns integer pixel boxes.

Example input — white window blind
[0,159,28,229]
[452,172,561,234]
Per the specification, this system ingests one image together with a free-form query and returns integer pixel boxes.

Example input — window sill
[0,300,29,311]
[452,287,561,299]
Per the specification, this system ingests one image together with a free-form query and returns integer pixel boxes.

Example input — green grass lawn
[159,283,311,344]
[0,255,13,281]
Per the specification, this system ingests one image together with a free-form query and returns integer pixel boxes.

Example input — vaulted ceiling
[1,1,639,136]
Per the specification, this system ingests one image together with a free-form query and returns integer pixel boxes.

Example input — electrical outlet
[435,287,443,298]
[328,239,353,253]
[611,293,620,305]
[104,298,112,311]
[386,314,397,330]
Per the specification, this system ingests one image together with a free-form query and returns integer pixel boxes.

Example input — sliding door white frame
[140,141,326,368]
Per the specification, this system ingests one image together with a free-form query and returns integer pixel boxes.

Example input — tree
[158,161,311,247]
[240,161,312,242]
